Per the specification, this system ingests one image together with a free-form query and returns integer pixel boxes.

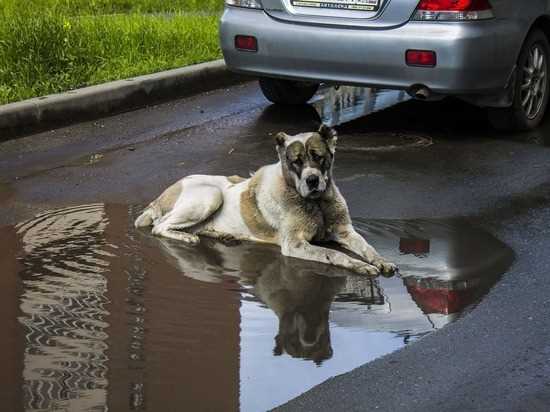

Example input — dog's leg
[152,185,223,244]
[281,238,380,276]
[334,225,397,274]
[153,225,201,245]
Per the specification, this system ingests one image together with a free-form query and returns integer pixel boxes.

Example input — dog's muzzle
[299,168,327,199]
[306,175,320,190]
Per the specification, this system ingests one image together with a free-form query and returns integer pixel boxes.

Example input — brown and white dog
[135,125,396,275]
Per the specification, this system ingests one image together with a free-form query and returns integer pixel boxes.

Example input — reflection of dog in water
[156,237,347,364]
[259,269,345,364]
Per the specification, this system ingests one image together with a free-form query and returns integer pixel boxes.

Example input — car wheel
[259,78,319,105]
[488,29,550,131]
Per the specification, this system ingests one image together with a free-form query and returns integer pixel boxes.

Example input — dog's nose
[306,175,319,190]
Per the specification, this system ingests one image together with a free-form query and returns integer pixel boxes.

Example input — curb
[0,59,250,140]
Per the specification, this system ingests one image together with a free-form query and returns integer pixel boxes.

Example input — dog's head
[275,125,338,199]
[273,310,333,365]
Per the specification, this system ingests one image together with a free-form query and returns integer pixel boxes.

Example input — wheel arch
[518,15,550,60]
[506,15,550,97]
[505,15,550,73]
[487,15,550,131]
[531,15,550,40]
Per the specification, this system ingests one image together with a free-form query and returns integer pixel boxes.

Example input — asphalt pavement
[1,82,550,411]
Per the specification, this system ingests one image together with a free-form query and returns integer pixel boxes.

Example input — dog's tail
[135,206,155,228]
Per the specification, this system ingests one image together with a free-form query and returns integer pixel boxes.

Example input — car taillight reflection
[404,278,480,315]
[400,236,483,315]
[399,237,430,255]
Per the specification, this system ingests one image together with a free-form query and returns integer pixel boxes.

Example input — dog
[135,125,396,276]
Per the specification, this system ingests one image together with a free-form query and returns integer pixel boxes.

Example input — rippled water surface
[1,204,513,411]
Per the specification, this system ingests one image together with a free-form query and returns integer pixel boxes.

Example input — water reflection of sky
[240,299,403,412]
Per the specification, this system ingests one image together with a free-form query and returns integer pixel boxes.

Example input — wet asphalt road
[1,82,550,411]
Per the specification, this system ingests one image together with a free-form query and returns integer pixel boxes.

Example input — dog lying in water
[135,125,396,275]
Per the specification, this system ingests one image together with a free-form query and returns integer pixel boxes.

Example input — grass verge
[0,1,223,104]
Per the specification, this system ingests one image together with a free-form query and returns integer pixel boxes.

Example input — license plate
[291,0,380,11]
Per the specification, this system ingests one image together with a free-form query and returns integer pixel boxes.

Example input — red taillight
[413,0,494,20]
[416,0,492,11]
[406,50,437,67]
[235,35,258,52]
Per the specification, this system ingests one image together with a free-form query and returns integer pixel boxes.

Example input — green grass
[0,0,223,15]
[0,1,224,104]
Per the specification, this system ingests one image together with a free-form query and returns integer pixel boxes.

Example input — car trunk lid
[261,0,421,29]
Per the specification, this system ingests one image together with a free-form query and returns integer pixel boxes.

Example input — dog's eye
[294,158,303,168]
[311,152,322,162]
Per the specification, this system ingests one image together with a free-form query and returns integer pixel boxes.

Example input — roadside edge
[0,59,250,141]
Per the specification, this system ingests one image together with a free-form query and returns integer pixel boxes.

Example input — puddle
[2,205,513,411]
[336,132,433,153]
[311,86,409,127]
[0,179,15,203]
[310,86,434,152]
[259,86,410,132]
[259,86,429,152]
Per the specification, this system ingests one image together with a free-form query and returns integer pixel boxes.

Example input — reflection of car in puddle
[258,85,432,153]
[395,219,515,327]
[158,218,514,355]
[310,86,408,127]
[258,85,408,130]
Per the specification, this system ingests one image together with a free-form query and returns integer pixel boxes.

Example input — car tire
[259,78,319,105]
[488,29,550,131]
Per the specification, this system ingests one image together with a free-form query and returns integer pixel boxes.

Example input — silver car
[220,0,550,130]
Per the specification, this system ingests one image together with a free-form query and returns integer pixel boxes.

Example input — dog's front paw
[354,262,380,276]
[165,230,200,245]
[372,259,397,275]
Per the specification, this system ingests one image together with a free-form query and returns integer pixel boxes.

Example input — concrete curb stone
[0,59,250,141]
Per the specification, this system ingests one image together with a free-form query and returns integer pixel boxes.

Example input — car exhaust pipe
[407,85,432,100]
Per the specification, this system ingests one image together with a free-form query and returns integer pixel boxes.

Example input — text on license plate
[291,0,380,11]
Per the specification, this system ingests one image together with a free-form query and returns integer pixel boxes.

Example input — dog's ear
[318,124,338,154]
[275,132,289,147]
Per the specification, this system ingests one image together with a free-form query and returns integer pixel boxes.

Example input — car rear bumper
[220,7,518,95]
